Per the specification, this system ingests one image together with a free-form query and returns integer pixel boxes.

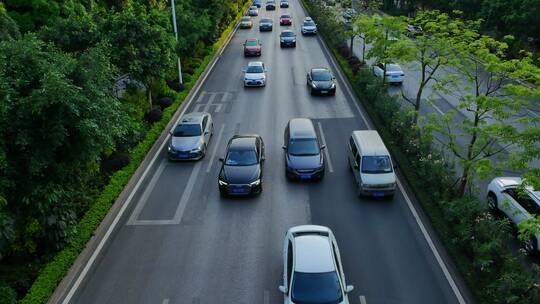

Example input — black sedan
[266,0,276,10]
[218,135,265,197]
[280,30,296,47]
[280,0,289,8]
[306,67,336,95]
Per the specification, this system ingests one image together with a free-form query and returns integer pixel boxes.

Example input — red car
[280,14,292,26]
[243,38,262,56]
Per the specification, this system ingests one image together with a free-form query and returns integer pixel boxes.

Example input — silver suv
[168,112,213,160]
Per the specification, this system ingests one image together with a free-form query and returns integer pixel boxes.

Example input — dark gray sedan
[259,18,273,31]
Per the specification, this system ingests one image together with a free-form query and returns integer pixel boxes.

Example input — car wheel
[487,192,498,211]
[523,237,538,254]
[310,88,315,95]
[330,89,336,96]
[219,189,227,198]
[201,144,208,159]
[293,42,296,47]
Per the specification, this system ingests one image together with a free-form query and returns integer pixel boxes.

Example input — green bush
[19,2,250,303]
[0,283,17,304]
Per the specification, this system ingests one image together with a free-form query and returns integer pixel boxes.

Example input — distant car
[168,112,213,161]
[259,17,273,31]
[253,0,262,8]
[266,0,276,10]
[280,30,296,47]
[487,177,540,253]
[239,16,253,29]
[243,61,267,87]
[243,38,262,56]
[283,118,325,181]
[280,0,289,8]
[301,17,317,35]
[307,67,336,95]
[342,8,355,21]
[280,14,292,26]
[373,63,404,84]
[218,134,265,197]
[249,6,259,16]
[279,225,354,304]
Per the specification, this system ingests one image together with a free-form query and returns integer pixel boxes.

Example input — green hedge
[19,2,249,303]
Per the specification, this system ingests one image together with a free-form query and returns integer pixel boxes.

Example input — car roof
[229,135,258,150]
[248,61,264,67]
[294,235,335,273]
[352,130,389,156]
[179,112,207,125]
[289,118,316,138]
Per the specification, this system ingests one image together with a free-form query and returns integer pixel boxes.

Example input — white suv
[279,225,354,304]
[487,177,540,253]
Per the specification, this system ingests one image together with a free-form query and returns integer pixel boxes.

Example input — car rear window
[291,271,343,304]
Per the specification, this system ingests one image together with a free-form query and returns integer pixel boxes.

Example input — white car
[243,61,267,87]
[487,177,540,253]
[279,225,354,304]
[248,6,259,16]
[373,63,404,84]
[301,17,317,35]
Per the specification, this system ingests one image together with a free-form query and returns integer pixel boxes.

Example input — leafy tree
[0,3,20,42]
[104,4,176,108]
[39,10,100,53]
[0,35,127,256]
[426,35,537,197]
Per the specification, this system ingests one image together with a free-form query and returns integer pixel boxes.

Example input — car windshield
[312,71,332,81]
[246,65,264,73]
[288,138,319,156]
[173,124,202,137]
[291,271,343,304]
[281,31,295,37]
[304,21,315,26]
[361,155,393,174]
[246,40,259,46]
[281,15,290,18]
[225,150,258,166]
[386,64,401,72]
[261,18,272,23]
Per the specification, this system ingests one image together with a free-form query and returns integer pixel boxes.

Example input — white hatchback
[243,61,267,87]
[373,63,404,84]
[279,225,354,304]
[487,177,540,253]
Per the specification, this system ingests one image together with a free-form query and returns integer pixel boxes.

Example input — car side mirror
[204,131,210,135]
[282,145,287,150]
[345,285,354,293]
[320,145,326,150]
[219,158,224,162]
[278,285,288,294]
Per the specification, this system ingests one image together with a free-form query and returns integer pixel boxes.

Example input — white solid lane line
[431,102,445,116]
[317,122,334,173]
[359,295,367,304]
[311,15,467,304]
[206,124,226,173]
[126,159,167,225]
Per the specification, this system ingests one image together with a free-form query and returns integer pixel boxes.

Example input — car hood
[494,177,522,188]
[287,154,322,170]
[360,172,396,185]
[170,136,202,151]
[221,165,260,184]
[312,80,334,89]
[245,72,265,80]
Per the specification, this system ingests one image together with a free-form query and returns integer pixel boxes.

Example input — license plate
[321,90,328,93]
[392,75,399,78]
[178,153,188,159]
[300,175,311,180]
[231,187,245,193]
[373,192,385,197]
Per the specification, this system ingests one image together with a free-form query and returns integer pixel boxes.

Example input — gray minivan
[283,118,325,180]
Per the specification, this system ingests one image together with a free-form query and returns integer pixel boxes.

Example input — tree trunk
[458,165,470,197]
[147,86,152,111]
[361,38,366,63]
[413,63,427,124]
[350,35,354,56]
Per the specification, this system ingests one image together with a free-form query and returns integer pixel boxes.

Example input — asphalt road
[68,2,466,304]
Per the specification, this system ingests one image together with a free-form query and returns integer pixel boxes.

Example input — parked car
[259,17,273,31]
[301,17,317,35]
[218,134,265,197]
[280,30,296,47]
[239,16,253,29]
[168,112,213,161]
[373,63,404,84]
[347,130,396,197]
[306,67,336,95]
[487,177,540,253]
[280,14,292,25]
[253,0,262,8]
[279,225,354,304]
[243,38,262,56]
[243,61,267,87]
[283,118,325,181]
[280,0,289,8]
[266,0,276,10]
[249,6,259,16]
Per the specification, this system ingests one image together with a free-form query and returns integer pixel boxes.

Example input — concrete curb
[47,10,244,304]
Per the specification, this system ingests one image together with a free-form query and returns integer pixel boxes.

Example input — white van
[347,130,396,197]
